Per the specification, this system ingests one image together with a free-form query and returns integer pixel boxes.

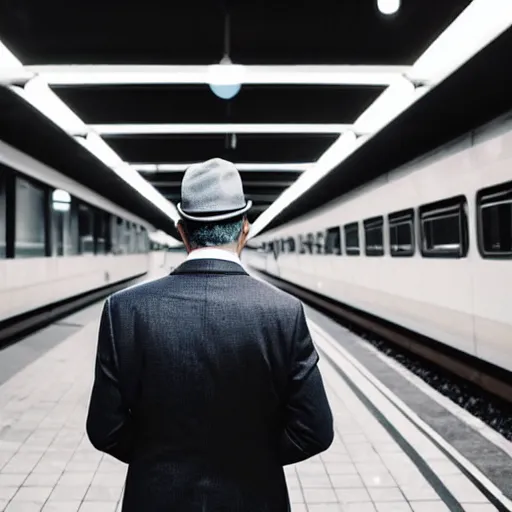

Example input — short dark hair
[184,217,244,249]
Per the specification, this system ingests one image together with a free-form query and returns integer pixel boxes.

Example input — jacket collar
[171,258,249,276]
[185,247,242,266]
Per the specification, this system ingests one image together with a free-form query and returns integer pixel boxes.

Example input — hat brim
[177,200,252,222]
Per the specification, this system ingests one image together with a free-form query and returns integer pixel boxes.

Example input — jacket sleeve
[279,303,334,465]
[86,298,133,463]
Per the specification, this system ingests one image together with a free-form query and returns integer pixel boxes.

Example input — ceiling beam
[92,123,355,135]
[16,65,411,86]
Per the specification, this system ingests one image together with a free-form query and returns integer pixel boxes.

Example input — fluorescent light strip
[408,0,512,84]
[0,40,22,67]
[11,77,89,135]
[111,164,180,221]
[2,0,509,235]
[92,123,353,135]
[354,77,429,134]
[0,41,33,84]
[249,133,367,238]
[250,1,511,236]
[24,64,410,86]
[0,39,180,223]
[133,163,313,172]
[75,133,180,221]
[75,133,123,167]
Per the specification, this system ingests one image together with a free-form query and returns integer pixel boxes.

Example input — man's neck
[185,246,242,265]
[189,245,237,255]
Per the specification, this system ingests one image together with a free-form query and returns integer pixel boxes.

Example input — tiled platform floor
[0,301,500,511]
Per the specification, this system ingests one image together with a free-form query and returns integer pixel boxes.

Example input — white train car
[0,139,158,323]
[247,114,512,373]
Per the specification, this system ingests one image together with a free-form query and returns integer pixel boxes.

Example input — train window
[68,199,80,255]
[0,167,6,258]
[298,235,307,254]
[141,227,149,253]
[94,210,110,254]
[280,239,286,253]
[105,214,113,253]
[135,224,146,253]
[130,223,138,253]
[15,178,46,258]
[419,195,468,258]
[306,233,315,254]
[51,189,78,257]
[364,217,384,256]
[274,240,280,259]
[268,241,279,259]
[315,232,325,254]
[122,220,132,254]
[388,209,415,257]
[325,227,342,255]
[286,237,296,253]
[111,217,121,254]
[477,181,512,257]
[78,203,95,254]
[344,222,360,256]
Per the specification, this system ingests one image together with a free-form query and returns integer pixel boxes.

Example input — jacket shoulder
[243,275,303,313]
[107,273,303,315]
[107,275,172,304]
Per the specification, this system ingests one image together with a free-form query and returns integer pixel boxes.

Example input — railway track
[254,269,512,406]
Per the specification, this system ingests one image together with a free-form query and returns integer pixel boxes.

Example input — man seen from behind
[86,158,334,511]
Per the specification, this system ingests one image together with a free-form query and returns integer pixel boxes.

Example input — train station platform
[0,276,510,512]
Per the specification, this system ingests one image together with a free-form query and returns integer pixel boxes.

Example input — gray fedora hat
[177,158,252,222]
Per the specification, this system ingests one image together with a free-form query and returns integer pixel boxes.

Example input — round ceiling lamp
[208,55,245,100]
[377,0,401,15]
[208,11,244,100]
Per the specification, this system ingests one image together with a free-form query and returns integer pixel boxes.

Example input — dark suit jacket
[86,258,333,512]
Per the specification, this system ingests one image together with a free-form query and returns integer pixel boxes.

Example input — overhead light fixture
[0,37,179,227]
[112,163,180,221]
[377,0,401,15]
[408,0,512,84]
[249,132,363,238]
[208,11,245,100]
[0,40,21,67]
[74,133,180,221]
[10,76,88,135]
[132,163,314,172]
[75,132,124,168]
[353,75,424,134]
[208,56,245,100]
[247,0,510,234]
[26,64,409,86]
[90,123,353,135]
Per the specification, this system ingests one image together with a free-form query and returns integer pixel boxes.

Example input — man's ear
[177,221,192,254]
[236,217,250,255]
[242,217,250,236]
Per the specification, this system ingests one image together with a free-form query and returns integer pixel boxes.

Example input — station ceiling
[0,0,483,232]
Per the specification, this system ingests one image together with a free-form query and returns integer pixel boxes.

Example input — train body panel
[248,114,512,372]
[0,139,174,323]
[0,254,150,322]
